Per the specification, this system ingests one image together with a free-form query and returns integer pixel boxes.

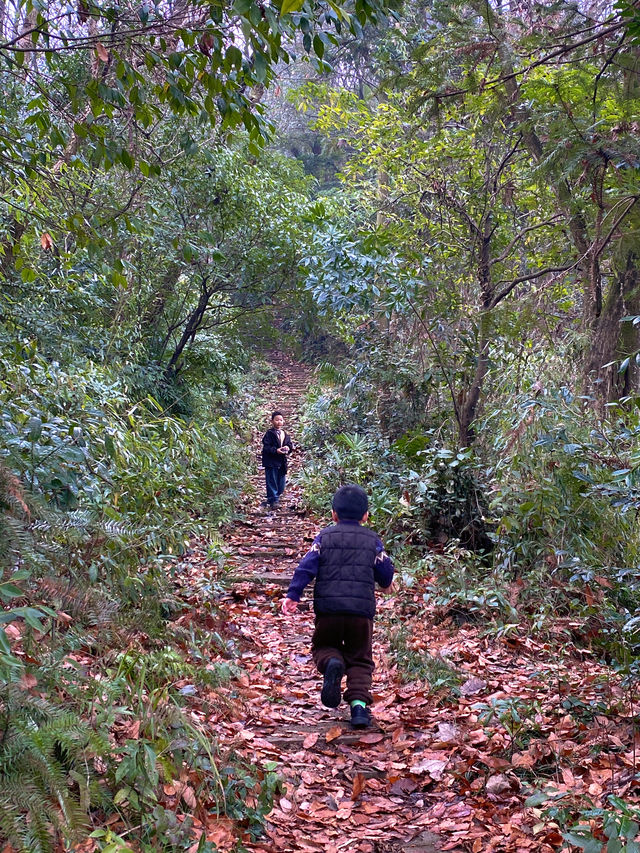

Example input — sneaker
[320,658,344,708]
[350,704,371,729]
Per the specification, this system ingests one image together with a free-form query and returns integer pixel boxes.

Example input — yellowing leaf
[280,0,304,14]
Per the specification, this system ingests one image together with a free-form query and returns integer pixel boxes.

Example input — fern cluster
[0,686,105,852]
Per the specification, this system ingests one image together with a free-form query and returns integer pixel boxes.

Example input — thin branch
[594,195,640,260]
[492,215,564,265]
[490,264,576,307]
[427,20,626,103]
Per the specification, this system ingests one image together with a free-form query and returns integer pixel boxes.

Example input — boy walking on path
[281,485,394,728]
[261,411,294,507]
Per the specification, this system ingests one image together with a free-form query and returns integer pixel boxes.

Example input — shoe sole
[321,659,344,708]
[351,715,371,729]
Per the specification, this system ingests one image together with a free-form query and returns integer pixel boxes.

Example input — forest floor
[171,360,639,853]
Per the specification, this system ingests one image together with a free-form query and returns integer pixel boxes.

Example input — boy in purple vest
[281,485,394,728]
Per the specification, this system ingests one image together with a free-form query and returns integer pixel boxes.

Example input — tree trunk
[458,231,493,447]
[586,251,640,399]
[164,281,211,380]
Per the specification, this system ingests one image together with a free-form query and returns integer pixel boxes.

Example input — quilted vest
[314,523,379,619]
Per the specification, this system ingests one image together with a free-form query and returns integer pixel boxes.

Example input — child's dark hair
[271,411,283,420]
[332,484,368,521]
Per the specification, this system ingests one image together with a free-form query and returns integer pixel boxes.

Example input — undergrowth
[298,372,640,658]
[0,354,277,850]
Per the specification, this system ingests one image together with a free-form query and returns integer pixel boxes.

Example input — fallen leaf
[3,623,21,640]
[390,777,418,795]
[358,732,384,744]
[203,817,235,848]
[125,720,141,740]
[303,732,319,749]
[435,722,458,743]
[19,673,37,690]
[180,785,197,808]
[460,676,487,696]
[55,610,73,624]
[409,758,447,780]
[351,772,366,800]
[325,726,343,743]
[485,773,512,795]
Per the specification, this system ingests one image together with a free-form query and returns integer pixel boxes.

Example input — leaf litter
[165,363,640,852]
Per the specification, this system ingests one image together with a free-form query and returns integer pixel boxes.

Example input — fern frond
[0,687,95,852]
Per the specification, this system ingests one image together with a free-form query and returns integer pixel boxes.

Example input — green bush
[0,342,265,850]
[0,349,248,591]
[490,389,640,597]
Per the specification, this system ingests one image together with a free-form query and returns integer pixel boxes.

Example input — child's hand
[281,597,298,615]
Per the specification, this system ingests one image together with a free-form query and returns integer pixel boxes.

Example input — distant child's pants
[312,614,374,705]
[265,466,286,505]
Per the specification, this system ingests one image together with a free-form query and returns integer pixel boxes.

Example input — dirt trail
[171,359,637,853]
[196,359,446,853]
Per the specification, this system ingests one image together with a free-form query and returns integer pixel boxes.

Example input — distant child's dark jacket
[286,521,394,620]
[261,428,294,471]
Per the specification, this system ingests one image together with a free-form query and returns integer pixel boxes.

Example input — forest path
[177,360,618,853]
[204,358,446,853]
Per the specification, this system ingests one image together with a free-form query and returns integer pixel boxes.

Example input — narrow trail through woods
[173,360,632,853]
[205,359,446,853]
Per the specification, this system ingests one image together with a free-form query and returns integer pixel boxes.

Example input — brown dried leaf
[302,732,319,749]
[180,785,197,808]
[325,725,343,743]
[485,773,512,795]
[55,610,73,624]
[409,758,447,780]
[19,673,37,690]
[351,772,366,801]
[358,732,384,744]
[4,623,21,641]
[460,676,487,697]
[40,233,53,250]
[96,42,109,62]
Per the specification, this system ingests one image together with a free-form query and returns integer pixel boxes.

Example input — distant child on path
[281,484,394,728]
[261,411,294,508]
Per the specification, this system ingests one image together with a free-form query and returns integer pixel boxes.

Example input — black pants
[312,613,374,705]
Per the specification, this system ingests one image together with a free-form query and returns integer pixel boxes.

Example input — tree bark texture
[586,251,640,399]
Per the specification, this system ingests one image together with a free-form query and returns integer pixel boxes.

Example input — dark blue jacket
[286,521,394,619]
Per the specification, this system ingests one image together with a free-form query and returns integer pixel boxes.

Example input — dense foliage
[1,0,640,847]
